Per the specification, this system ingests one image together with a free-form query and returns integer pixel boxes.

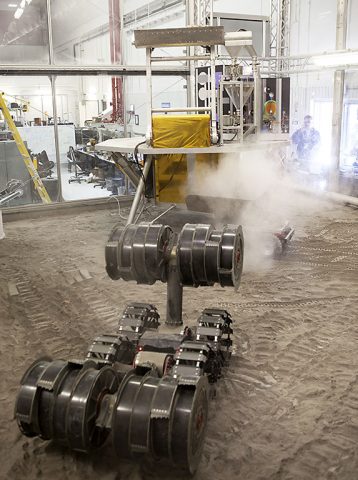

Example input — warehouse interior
[0,1,357,480]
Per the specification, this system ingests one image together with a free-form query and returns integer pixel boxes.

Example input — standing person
[291,115,321,169]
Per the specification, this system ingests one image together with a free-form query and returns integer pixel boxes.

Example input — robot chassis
[15,222,244,474]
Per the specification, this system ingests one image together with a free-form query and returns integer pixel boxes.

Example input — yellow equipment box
[152,114,211,203]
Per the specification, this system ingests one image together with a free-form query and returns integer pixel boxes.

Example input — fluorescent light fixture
[312,51,358,67]
[8,3,18,7]
[14,7,23,18]
[20,0,25,7]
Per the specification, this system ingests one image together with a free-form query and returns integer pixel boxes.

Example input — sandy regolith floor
[0,198,357,480]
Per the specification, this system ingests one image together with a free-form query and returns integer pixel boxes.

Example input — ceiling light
[14,7,23,18]
[25,0,32,4]
[8,3,18,7]
[20,0,25,7]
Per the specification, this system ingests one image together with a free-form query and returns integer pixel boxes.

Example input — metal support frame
[143,40,217,145]
[218,79,256,145]
[186,0,196,109]
[193,0,213,27]
[210,45,218,143]
[109,0,124,124]
[253,57,262,133]
[331,0,348,184]
[126,156,152,225]
[5,51,358,80]
[270,0,291,131]
[185,0,214,113]
[270,0,291,60]
[0,64,189,76]
[145,48,153,145]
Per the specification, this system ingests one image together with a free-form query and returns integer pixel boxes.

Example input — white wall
[347,0,358,49]
[290,0,337,55]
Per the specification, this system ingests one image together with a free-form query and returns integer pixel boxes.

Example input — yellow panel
[155,154,187,203]
[152,114,211,148]
[152,115,211,203]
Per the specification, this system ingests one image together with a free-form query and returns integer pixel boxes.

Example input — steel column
[165,248,183,326]
[50,76,63,202]
[46,0,63,202]
[210,45,218,143]
[186,0,196,109]
[330,0,348,184]
[271,0,291,132]
[109,0,124,123]
[145,48,153,145]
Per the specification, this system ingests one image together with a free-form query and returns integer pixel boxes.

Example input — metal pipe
[150,204,176,224]
[186,0,196,109]
[276,77,282,131]
[0,190,23,206]
[126,156,153,225]
[210,45,218,143]
[165,248,183,326]
[219,79,224,145]
[252,57,261,135]
[151,106,210,112]
[0,64,189,76]
[151,55,211,62]
[209,0,214,25]
[239,79,244,142]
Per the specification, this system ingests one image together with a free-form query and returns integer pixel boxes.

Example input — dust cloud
[190,146,328,271]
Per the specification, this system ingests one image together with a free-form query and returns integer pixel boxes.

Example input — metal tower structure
[270,0,291,68]
[270,0,291,130]
[193,0,213,26]
[185,0,214,109]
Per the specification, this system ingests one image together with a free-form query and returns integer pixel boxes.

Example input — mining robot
[14,222,244,474]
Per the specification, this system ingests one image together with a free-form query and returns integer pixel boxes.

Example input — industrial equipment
[273,223,295,256]
[0,179,23,206]
[30,150,55,178]
[134,26,260,146]
[15,222,244,474]
[97,25,290,226]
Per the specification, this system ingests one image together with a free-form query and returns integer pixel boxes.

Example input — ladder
[0,92,51,204]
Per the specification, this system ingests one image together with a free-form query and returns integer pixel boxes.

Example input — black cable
[228,131,238,142]
[158,155,185,193]
[134,140,147,183]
